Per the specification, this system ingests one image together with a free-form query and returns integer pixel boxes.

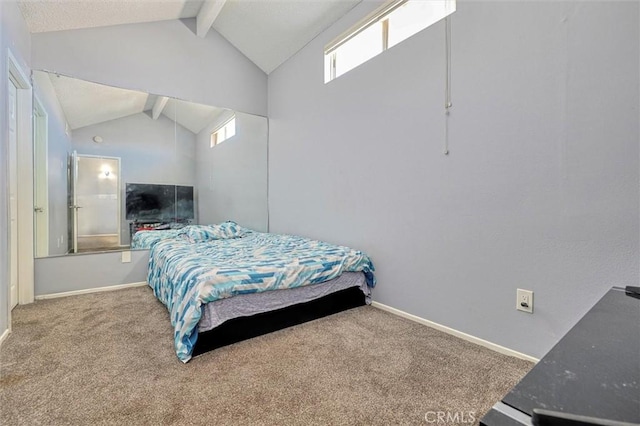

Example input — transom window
[210,116,236,147]
[324,0,456,83]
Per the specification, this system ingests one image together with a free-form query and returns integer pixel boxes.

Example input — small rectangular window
[324,0,456,83]
[334,20,384,78]
[210,116,236,147]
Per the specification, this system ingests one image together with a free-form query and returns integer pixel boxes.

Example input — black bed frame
[192,286,367,357]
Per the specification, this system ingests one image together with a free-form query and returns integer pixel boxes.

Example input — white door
[8,78,19,309]
[34,100,49,257]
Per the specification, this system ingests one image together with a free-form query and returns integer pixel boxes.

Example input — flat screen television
[125,183,194,222]
[175,186,195,221]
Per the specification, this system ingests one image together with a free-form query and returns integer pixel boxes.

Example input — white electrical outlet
[517,289,534,313]
[121,250,132,263]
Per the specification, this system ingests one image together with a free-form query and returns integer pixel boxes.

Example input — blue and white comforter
[131,222,246,249]
[131,229,183,249]
[147,232,375,362]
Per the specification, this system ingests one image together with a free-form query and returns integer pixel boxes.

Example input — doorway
[69,154,121,253]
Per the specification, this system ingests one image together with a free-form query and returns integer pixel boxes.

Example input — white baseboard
[35,282,147,301]
[0,328,9,347]
[371,301,539,363]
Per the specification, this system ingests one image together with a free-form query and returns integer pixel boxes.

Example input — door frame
[73,154,122,250]
[6,48,35,333]
[33,95,49,258]
[8,71,19,310]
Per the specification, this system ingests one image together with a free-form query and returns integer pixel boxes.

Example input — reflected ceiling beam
[152,96,169,120]
[196,0,227,38]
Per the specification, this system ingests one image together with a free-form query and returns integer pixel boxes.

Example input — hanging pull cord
[444,16,452,156]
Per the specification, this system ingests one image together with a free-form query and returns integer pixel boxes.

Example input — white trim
[371,301,539,363]
[7,49,30,88]
[35,282,147,300]
[0,329,9,346]
[6,49,35,314]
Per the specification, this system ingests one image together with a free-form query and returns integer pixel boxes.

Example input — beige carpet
[1,287,532,425]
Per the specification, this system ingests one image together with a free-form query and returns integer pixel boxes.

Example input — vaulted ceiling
[18,0,362,74]
[36,71,225,133]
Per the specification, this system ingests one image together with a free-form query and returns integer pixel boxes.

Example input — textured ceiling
[45,72,149,130]
[19,0,204,33]
[213,0,362,73]
[39,71,225,133]
[18,0,362,74]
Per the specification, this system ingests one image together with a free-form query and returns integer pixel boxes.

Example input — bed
[131,228,183,249]
[147,225,375,362]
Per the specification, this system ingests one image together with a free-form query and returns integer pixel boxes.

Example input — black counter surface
[501,287,640,423]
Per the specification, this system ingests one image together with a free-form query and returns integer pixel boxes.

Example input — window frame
[210,115,236,147]
[324,0,455,83]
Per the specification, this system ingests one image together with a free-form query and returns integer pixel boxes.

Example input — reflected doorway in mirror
[69,153,122,254]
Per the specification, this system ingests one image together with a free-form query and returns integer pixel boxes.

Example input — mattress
[198,271,369,332]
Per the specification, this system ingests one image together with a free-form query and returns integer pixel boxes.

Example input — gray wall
[35,250,149,296]
[31,19,267,117]
[267,1,639,358]
[32,71,73,256]
[196,111,269,231]
[0,0,31,336]
[71,113,197,245]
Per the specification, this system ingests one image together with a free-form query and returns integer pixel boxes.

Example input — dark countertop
[501,287,640,423]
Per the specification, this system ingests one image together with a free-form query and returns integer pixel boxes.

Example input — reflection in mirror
[32,70,268,257]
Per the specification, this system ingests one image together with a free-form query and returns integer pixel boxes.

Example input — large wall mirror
[32,70,268,258]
